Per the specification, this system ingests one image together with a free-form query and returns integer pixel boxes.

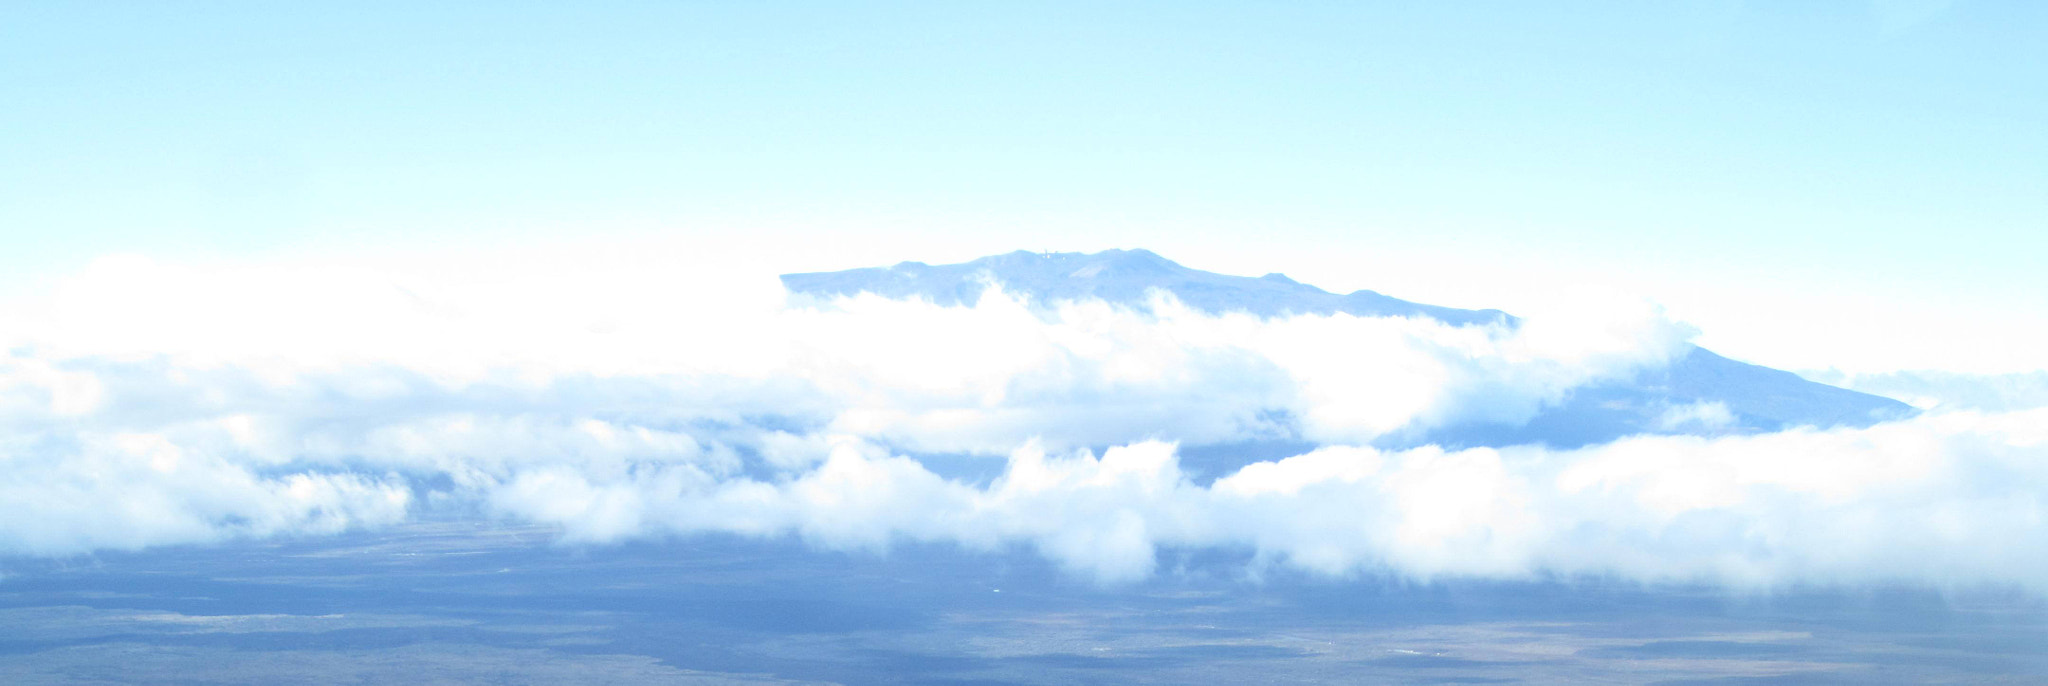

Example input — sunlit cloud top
[2,246,2044,595]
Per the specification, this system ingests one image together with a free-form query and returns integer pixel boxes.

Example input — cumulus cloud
[5,248,1689,454]
[0,425,410,556]
[466,411,2048,589]
[515,411,2048,589]
[1,247,2040,592]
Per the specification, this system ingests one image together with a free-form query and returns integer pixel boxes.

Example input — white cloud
[1654,401,1736,432]
[479,411,2048,590]
[0,427,410,556]
[0,247,2039,593]
[4,249,1691,454]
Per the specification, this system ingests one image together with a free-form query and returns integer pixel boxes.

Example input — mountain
[1428,346,1916,449]
[782,249,1513,327]
[782,249,1914,449]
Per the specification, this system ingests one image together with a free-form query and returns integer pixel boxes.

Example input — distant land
[784,249,1914,450]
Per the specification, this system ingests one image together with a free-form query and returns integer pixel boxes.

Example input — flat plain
[2,518,2042,685]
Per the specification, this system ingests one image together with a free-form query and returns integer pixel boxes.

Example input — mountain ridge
[783,248,1515,327]
[782,249,1915,449]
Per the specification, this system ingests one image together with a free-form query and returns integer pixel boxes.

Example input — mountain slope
[1420,346,1916,449]
[782,249,1914,449]
[783,249,1513,326]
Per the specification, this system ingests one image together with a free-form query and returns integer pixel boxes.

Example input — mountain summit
[782,249,1913,449]
[783,249,1513,326]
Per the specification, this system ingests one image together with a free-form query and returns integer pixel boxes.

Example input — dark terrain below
[2,518,2041,685]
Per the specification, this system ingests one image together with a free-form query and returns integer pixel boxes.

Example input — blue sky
[8,2,2048,598]
[4,1,2044,370]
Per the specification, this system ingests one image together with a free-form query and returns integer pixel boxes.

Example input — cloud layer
[2,248,2042,592]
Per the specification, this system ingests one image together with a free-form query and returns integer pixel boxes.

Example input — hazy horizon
[5,2,2045,683]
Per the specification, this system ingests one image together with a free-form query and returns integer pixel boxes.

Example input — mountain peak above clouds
[783,249,1515,327]
[782,249,1914,451]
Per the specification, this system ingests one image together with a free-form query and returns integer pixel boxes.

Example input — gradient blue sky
[4,1,2043,371]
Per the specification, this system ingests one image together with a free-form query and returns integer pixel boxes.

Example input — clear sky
[4,1,2043,372]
